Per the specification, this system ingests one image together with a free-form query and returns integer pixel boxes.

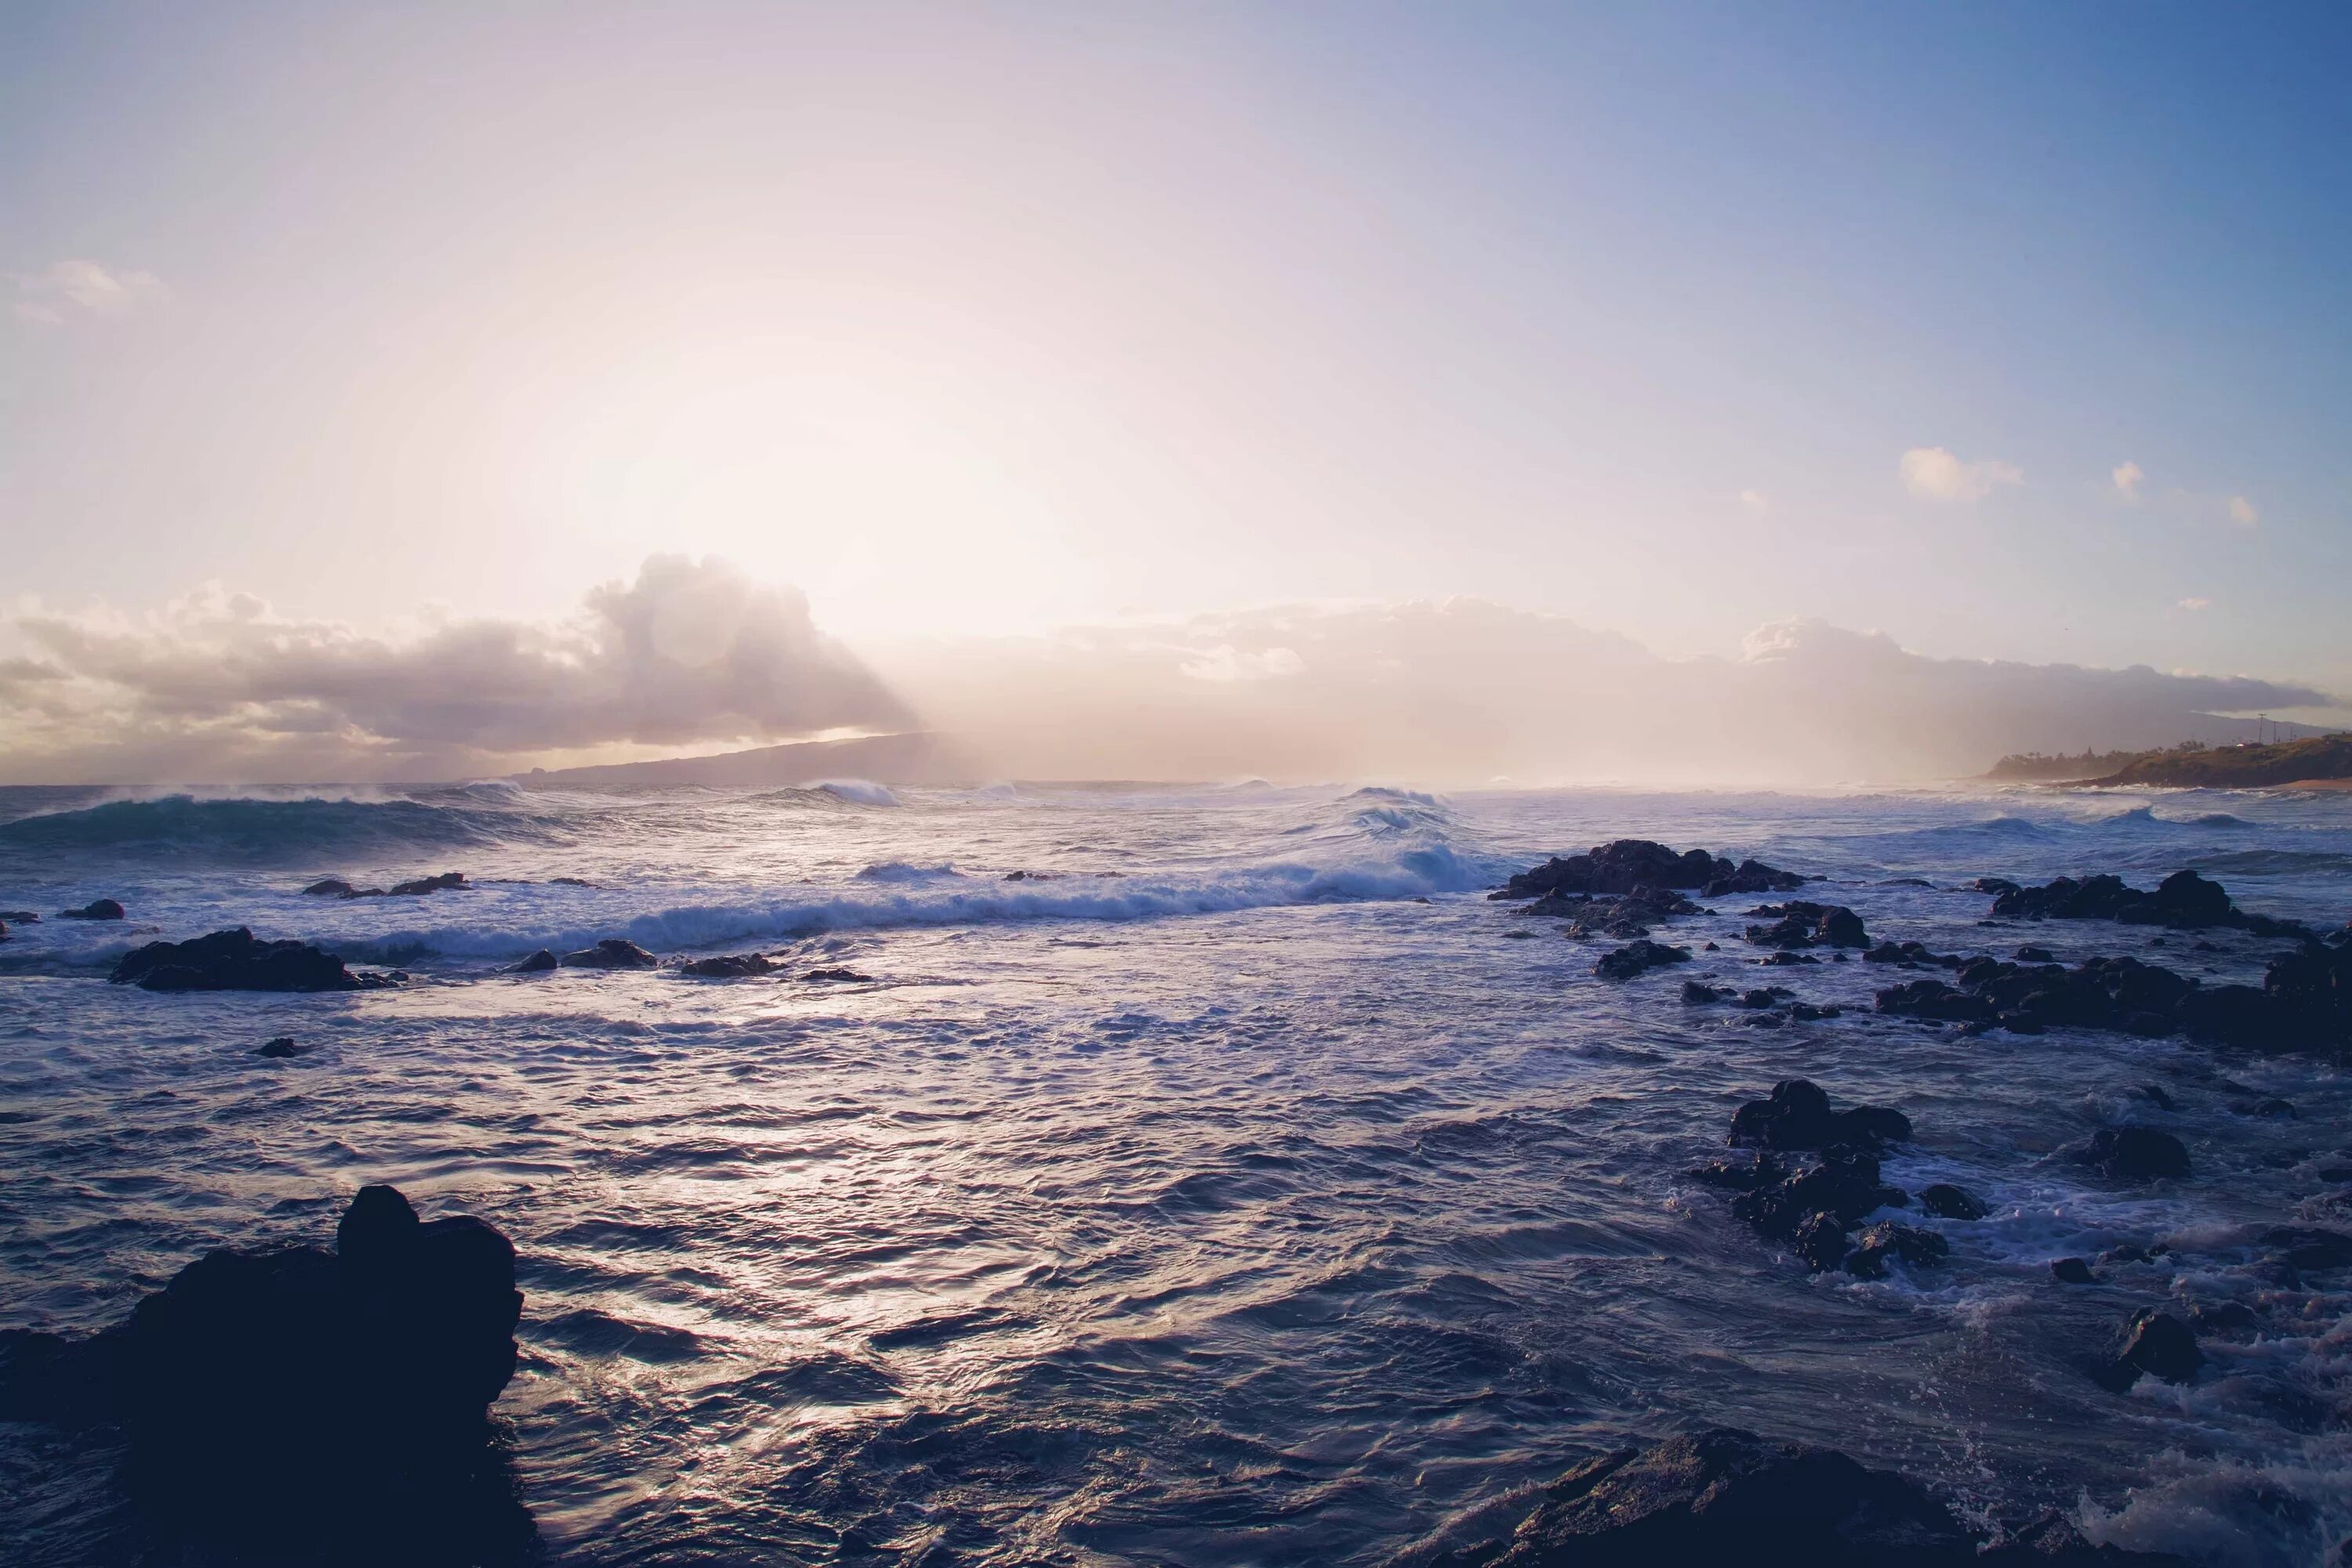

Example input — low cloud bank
[0,557,907,782]
[0,561,2336,785]
[878,604,2338,786]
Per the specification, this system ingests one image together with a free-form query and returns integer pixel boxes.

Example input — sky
[3,2,2348,782]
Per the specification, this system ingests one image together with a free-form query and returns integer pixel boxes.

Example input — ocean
[2,779,2347,1565]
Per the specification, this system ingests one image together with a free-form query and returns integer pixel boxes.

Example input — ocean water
[2,779,2349,1565]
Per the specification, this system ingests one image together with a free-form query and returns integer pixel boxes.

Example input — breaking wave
[0,793,563,863]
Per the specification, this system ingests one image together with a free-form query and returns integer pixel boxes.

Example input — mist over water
[3,779,2350,1564]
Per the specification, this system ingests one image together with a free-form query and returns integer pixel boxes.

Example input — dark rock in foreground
[2095,1308,2203,1389]
[1494,840,1803,902]
[506,949,560,973]
[0,1185,529,1558]
[679,953,781,978]
[1729,1079,1911,1152]
[560,938,660,969]
[110,927,397,993]
[1595,938,1692,979]
[1428,1426,2184,1566]
[0,909,38,922]
[1745,901,1869,950]
[59,898,126,920]
[2074,1126,2190,1181]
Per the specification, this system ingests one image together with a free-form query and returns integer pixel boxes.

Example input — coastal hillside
[2080,733,2352,788]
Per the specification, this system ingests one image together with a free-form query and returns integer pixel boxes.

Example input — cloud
[0,556,908,780]
[13,259,167,325]
[2176,597,2211,611]
[1900,446,2024,502]
[1739,489,1769,511]
[2227,495,2259,527]
[2112,461,2145,501]
[872,602,2337,786]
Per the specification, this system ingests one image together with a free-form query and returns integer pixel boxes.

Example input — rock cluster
[1494,840,1804,902]
[109,927,400,993]
[1875,935,2351,1052]
[1530,885,1704,937]
[1594,938,1693,980]
[1744,901,1870,950]
[0,1185,528,1555]
[58,898,126,920]
[305,871,470,898]
[1990,868,2310,938]
[1686,1082,1939,1278]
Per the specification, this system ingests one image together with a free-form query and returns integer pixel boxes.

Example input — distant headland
[1988,733,2352,790]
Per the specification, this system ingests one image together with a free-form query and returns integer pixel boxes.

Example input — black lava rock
[2075,1126,2190,1181]
[1682,980,1731,1004]
[1594,939,1692,979]
[1918,1183,1991,1220]
[2051,1257,2095,1284]
[559,938,660,970]
[0,1185,528,1557]
[390,871,470,896]
[1844,1222,1948,1279]
[678,953,780,978]
[506,949,560,974]
[1728,1079,1911,1152]
[2259,1226,2352,1270]
[110,927,395,993]
[256,1036,305,1058]
[1494,840,1804,902]
[58,898,126,920]
[2097,1308,2203,1388]
[800,966,874,982]
[1744,901,1870,950]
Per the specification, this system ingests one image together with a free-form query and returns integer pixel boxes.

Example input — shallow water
[2,781,2349,1564]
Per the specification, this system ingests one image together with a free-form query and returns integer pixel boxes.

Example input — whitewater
[2,779,2350,1565]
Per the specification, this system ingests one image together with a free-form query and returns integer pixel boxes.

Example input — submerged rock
[800,965,874,983]
[1918,1183,1991,1221]
[1844,1221,1948,1278]
[1595,939,1692,979]
[678,953,781,978]
[1728,1079,1911,1153]
[390,871,469,896]
[256,1036,305,1058]
[1864,940,1966,969]
[0,1185,526,1555]
[1744,901,1870,950]
[2051,1257,2095,1284]
[0,909,38,922]
[58,898,126,920]
[109,928,396,993]
[1439,1426,1976,1566]
[506,949,559,974]
[2074,1126,2190,1181]
[559,938,659,970]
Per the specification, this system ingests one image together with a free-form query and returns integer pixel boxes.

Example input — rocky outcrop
[560,938,660,970]
[109,927,398,993]
[506,949,560,973]
[1729,1079,1911,1152]
[1918,1183,1991,1220]
[2094,1308,2202,1389]
[58,898,126,920]
[1875,942,2350,1052]
[679,953,781,978]
[1425,1426,2187,1566]
[1527,885,1704,938]
[2072,1126,2190,1181]
[1595,939,1692,979]
[0,1185,527,1555]
[305,871,470,899]
[1991,869,2310,938]
[1494,840,1804,902]
[1744,901,1869,951]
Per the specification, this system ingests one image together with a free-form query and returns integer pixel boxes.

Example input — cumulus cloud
[2112,461,2145,501]
[2227,495,2259,527]
[13,259,167,325]
[1900,446,2023,502]
[0,556,908,781]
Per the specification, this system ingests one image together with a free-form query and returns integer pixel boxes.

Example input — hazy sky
[4,3,2347,779]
